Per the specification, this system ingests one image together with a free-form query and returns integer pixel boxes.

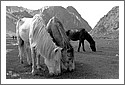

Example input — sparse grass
[6,38,119,79]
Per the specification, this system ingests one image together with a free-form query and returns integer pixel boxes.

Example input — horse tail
[16,19,25,63]
[16,19,25,47]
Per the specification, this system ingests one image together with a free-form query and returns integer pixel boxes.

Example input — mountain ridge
[6,6,92,34]
[90,6,119,39]
[66,6,92,32]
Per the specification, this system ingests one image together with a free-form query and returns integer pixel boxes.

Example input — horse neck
[85,34,95,45]
[38,27,57,56]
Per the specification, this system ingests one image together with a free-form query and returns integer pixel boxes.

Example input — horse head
[90,41,96,52]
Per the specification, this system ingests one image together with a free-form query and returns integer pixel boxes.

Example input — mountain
[6,6,33,36]
[6,6,24,12]
[66,6,92,32]
[41,6,91,31]
[12,10,33,18]
[6,6,92,36]
[90,6,119,39]
[6,6,33,18]
[6,12,18,21]
[6,6,33,13]
[6,13,16,35]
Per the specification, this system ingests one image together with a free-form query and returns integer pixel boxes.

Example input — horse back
[68,30,80,41]
[16,18,33,44]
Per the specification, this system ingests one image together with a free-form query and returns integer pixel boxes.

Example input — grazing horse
[66,29,96,52]
[16,18,32,65]
[46,17,75,71]
[29,15,63,75]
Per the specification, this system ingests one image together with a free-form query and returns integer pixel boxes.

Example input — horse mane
[30,14,59,52]
[53,17,73,50]
[80,28,95,44]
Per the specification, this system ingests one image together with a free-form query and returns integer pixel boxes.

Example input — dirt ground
[6,37,119,79]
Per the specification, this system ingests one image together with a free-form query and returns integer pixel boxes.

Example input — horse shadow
[35,61,102,79]
[9,59,102,79]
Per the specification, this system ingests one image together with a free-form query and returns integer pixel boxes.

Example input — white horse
[16,15,63,75]
[16,18,32,65]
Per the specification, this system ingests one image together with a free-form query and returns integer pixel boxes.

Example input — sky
[4,1,123,28]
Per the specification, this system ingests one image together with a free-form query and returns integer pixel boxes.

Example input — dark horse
[66,28,96,52]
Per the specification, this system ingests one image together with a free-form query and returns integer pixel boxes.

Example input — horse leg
[36,54,45,71]
[17,36,24,64]
[78,40,82,52]
[31,47,37,75]
[36,54,40,69]
[81,40,85,52]
[18,45,24,64]
[26,46,32,66]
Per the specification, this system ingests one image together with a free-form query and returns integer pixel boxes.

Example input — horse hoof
[37,66,45,71]
[55,73,61,76]
[31,70,37,76]
[69,68,74,72]
[55,70,61,76]
[49,72,54,76]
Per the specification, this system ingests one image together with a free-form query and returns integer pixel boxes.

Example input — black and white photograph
[1,0,124,84]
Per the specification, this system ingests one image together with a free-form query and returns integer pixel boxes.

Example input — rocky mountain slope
[66,6,92,32]
[12,10,33,18]
[6,6,33,19]
[6,6,33,36]
[90,6,119,39]
[41,6,92,31]
[6,6,93,35]
[6,13,16,37]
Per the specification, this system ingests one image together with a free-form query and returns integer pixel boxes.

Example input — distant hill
[6,6,93,36]
[6,12,18,21]
[66,6,92,32]
[6,6,32,13]
[6,6,33,18]
[6,14,16,36]
[12,10,33,18]
[6,6,33,36]
[90,6,119,39]
[6,11,19,37]
[41,6,92,31]
[29,9,41,16]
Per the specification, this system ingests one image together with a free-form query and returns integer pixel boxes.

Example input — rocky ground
[6,37,119,79]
